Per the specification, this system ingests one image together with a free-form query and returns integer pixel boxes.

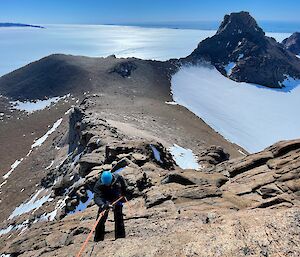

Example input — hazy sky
[1,0,300,24]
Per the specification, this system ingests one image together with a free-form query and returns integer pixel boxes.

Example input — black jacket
[93,173,127,207]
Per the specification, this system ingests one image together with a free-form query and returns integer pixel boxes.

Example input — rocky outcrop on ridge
[184,11,300,88]
[1,103,300,256]
[282,32,300,55]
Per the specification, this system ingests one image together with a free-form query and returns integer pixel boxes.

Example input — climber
[93,170,128,242]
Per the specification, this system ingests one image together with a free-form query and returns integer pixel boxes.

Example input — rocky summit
[184,11,300,88]
[282,32,300,55]
[0,98,300,256]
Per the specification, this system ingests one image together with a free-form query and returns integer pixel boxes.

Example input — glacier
[171,65,300,153]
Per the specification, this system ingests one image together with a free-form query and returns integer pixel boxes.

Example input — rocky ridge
[1,103,299,256]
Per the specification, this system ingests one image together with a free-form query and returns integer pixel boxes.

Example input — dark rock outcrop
[0,23,45,29]
[198,145,230,168]
[109,61,137,77]
[184,11,300,88]
[282,32,300,55]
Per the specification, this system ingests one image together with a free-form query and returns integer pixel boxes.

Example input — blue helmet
[101,171,113,185]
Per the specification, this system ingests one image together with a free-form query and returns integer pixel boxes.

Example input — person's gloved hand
[101,203,110,210]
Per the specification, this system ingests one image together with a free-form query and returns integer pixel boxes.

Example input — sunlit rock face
[1,102,300,256]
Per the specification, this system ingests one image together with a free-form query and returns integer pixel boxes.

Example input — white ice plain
[0,25,291,76]
[0,25,216,76]
[171,65,300,153]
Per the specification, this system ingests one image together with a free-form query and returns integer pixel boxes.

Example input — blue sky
[1,0,300,24]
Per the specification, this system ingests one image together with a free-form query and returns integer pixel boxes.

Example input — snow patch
[238,149,247,156]
[45,160,54,170]
[72,152,83,164]
[224,62,236,76]
[10,95,70,113]
[64,108,73,115]
[26,150,32,157]
[169,144,200,170]
[165,101,178,105]
[31,118,63,148]
[150,145,162,163]
[68,190,94,214]
[0,180,7,189]
[38,209,57,222]
[3,159,24,179]
[171,65,300,153]
[0,225,14,236]
[0,220,30,237]
[9,189,51,219]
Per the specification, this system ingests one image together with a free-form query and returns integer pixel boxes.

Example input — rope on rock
[124,196,133,217]
[75,196,124,257]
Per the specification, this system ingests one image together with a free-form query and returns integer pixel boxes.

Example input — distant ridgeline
[113,20,300,33]
[0,23,45,29]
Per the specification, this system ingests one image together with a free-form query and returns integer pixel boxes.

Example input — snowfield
[171,65,300,153]
[10,94,70,113]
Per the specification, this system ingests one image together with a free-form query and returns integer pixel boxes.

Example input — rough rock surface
[184,11,300,88]
[1,104,299,256]
[282,32,300,55]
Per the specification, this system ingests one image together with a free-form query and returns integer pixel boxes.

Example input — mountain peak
[217,11,265,39]
[184,11,300,88]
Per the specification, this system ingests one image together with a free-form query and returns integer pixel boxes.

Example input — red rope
[124,196,133,217]
[75,196,124,257]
